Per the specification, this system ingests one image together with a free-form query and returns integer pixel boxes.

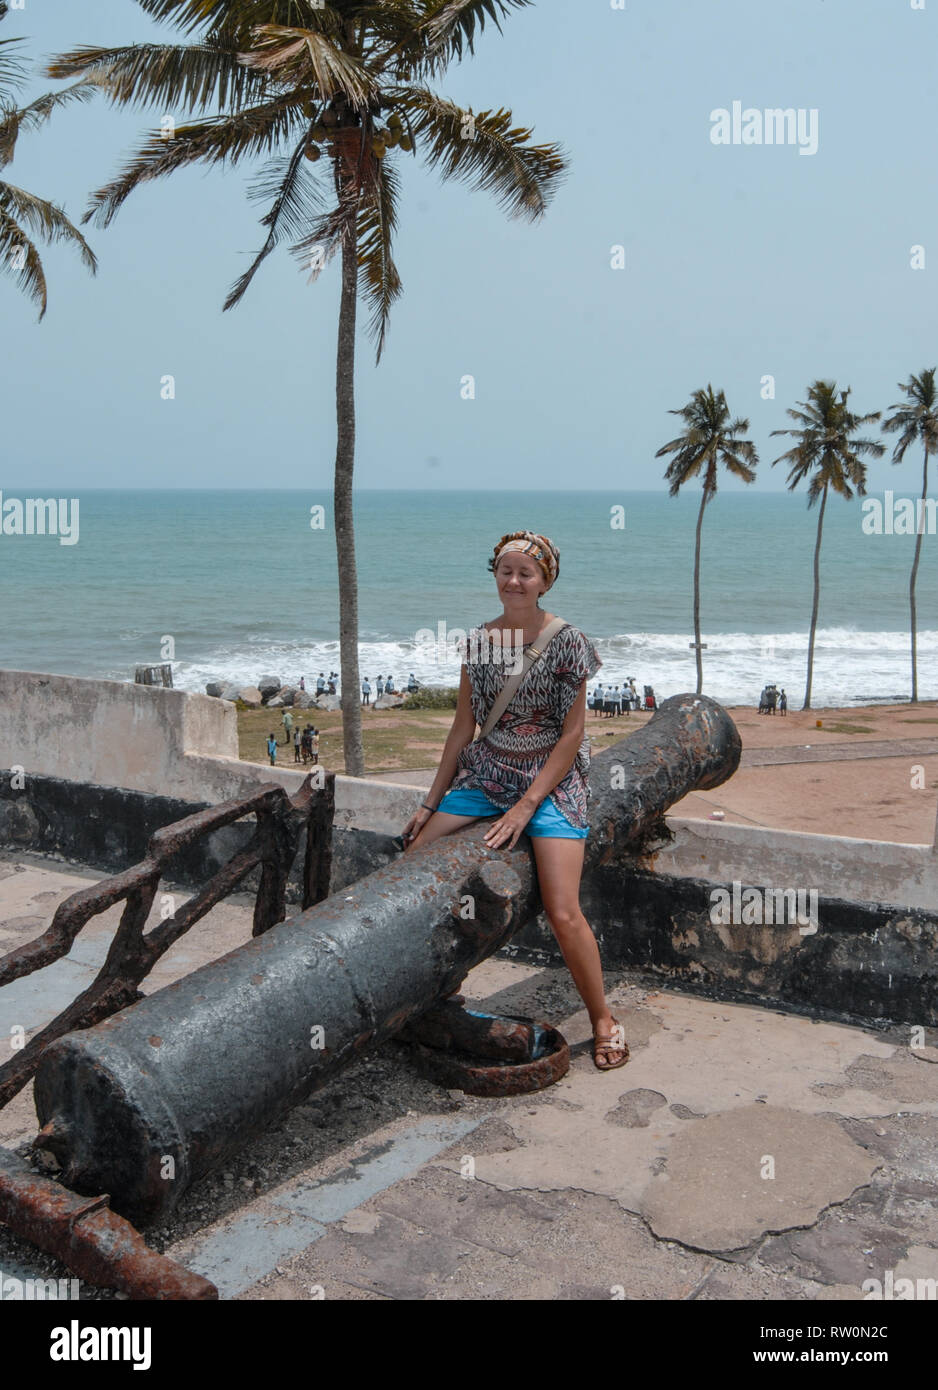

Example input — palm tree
[771,380,885,710]
[655,384,758,695]
[0,1,96,317]
[49,0,566,776]
[881,368,938,703]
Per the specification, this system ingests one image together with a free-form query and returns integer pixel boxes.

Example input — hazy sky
[3,0,937,491]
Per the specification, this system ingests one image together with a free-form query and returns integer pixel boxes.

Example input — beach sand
[371,700,938,846]
[668,700,938,844]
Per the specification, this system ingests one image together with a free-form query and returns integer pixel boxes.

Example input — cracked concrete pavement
[2,853,937,1300]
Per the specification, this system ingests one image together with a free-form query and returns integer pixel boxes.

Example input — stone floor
[1,853,937,1301]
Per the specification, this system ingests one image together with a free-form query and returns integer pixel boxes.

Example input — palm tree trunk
[803,483,827,711]
[693,487,706,695]
[909,445,929,704]
[335,193,365,777]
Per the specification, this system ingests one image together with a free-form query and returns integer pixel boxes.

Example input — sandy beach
[362,700,938,846]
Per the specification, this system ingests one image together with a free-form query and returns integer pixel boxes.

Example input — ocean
[1,488,936,710]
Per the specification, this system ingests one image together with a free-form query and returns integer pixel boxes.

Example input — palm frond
[0,199,46,315]
[46,42,271,114]
[0,181,97,273]
[419,0,533,72]
[223,139,326,309]
[355,152,402,360]
[290,199,349,284]
[241,26,380,110]
[83,93,306,227]
[0,34,27,97]
[0,80,99,170]
[133,1,339,38]
[395,85,566,219]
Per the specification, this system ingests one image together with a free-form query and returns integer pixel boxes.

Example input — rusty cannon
[32,694,740,1225]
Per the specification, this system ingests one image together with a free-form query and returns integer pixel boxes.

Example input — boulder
[257,676,281,702]
[239,686,263,708]
[205,682,224,698]
[219,683,242,702]
[278,686,297,706]
[313,695,342,712]
[373,695,406,709]
[293,690,316,709]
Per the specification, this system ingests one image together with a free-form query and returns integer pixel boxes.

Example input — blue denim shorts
[435,785,588,839]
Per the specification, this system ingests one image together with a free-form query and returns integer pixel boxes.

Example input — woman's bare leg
[403,809,488,997]
[529,836,617,1037]
[403,810,484,852]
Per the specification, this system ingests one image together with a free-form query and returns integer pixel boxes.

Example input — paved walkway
[2,856,937,1300]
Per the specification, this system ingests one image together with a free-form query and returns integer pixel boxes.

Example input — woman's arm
[517,680,587,809]
[422,664,478,808]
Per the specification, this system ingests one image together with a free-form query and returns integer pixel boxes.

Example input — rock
[219,683,242,702]
[313,695,342,712]
[373,695,406,709]
[267,695,286,709]
[0,799,39,846]
[278,687,297,706]
[257,676,281,701]
[239,686,263,708]
[293,691,316,709]
[205,682,224,698]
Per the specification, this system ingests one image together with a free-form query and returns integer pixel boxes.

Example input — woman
[401,530,628,1071]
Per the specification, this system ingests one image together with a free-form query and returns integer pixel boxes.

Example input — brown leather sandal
[593,1014,629,1070]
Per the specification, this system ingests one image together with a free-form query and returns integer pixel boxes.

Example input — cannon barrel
[33,694,739,1224]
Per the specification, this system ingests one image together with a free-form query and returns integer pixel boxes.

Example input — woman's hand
[401,805,434,847]
[483,799,536,850]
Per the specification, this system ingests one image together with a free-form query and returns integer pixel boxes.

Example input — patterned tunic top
[447,619,603,830]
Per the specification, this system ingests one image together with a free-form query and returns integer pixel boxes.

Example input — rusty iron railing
[0,769,334,1299]
[0,771,333,1110]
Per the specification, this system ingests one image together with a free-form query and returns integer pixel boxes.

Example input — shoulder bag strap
[473,616,568,742]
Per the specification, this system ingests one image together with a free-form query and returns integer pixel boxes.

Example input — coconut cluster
[303,107,412,162]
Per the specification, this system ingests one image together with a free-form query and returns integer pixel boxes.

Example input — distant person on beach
[779,688,788,715]
[602,685,615,718]
[311,729,320,765]
[301,726,312,763]
[298,677,305,691]
[316,673,326,694]
[293,728,301,762]
[593,683,604,715]
[362,678,371,706]
[376,675,385,698]
[612,685,623,716]
[266,733,277,766]
[408,673,419,693]
[328,672,337,693]
[627,678,638,709]
[281,709,293,744]
[385,675,395,694]
[401,528,626,1072]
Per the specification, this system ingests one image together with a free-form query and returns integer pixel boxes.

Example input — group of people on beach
[266,711,320,766]
[758,684,788,715]
[361,673,420,705]
[588,680,657,717]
